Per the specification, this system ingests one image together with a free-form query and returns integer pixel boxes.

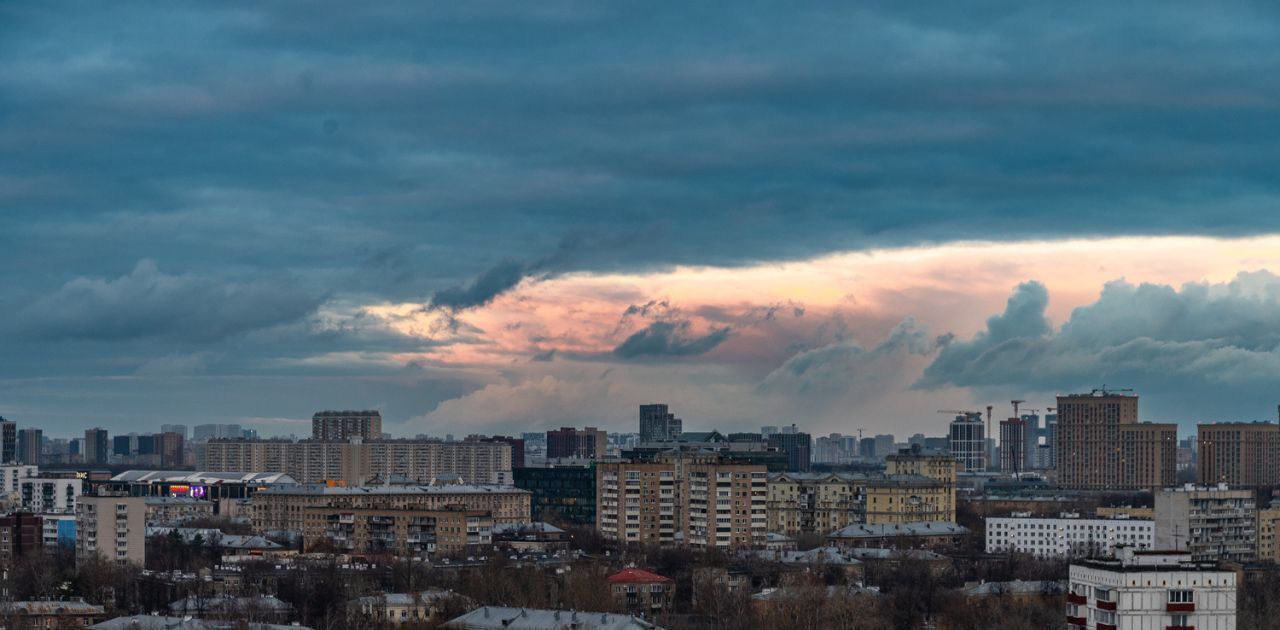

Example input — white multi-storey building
[18,477,81,514]
[1067,548,1236,630]
[0,465,38,494]
[986,512,1154,558]
[76,493,146,565]
[1155,483,1256,563]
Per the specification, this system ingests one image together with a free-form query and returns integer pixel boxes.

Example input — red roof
[607,568,673,584]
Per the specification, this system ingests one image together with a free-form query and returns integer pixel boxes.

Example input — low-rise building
[1067,548,1236,630]
[441,607,659,630]
[607,568,674,616]
[252,484,530,534]
[349,590,462,626]
[491,522,570,552]
[826,521,968,550]
[985,513,1154,558]
[144,496,215,525]
[3,599,105,628]
[307,506,492,555]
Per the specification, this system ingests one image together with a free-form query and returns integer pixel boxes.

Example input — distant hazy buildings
[311,410,383,441]
[1197,421,1280,489]
[16,428,40,465]
[638,404,682,443]
[1056,392,1176,491]
[83,428,109,466]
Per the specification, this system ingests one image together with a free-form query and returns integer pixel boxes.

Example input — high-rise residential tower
[83,428,109,466]
[948,413,986,471]
[1056,392,1176,491]
[17,428,41,465]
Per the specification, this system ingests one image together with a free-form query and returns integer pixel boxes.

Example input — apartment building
[1067,548,1236,630]
[18,477,81,514]
[0,465,38,494]
[251,484,529,534]
[1257,501,1280,563]
[1057,393,1176,491]
[546,427,607,459]
[144,496,215,525]
[766,473,864,537]
[1155,484,1256,563]
[76,493,146,565]
[306,506,492,554]
[864,475,956,525]
[0,512,43,566]
[684,462,767,549]
[312,410,383,441]
[1197,421,1280,489]
[595,461,679,546]
[202,438,512,485]
[985,513,1154,558]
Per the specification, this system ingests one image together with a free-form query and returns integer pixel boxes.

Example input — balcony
[1166,626,1194,630]
[1067,593,1087,605]
[1166,603,1195,613]
[1066,616,1086,627]
[1096,599,1116,611]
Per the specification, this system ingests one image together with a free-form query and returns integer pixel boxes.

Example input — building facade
[766,473,864,537]
[251,484,530,534]
[596,461,679,546]
[16,428,40,465]
[1197,421,1280,489]
[512,465,596,525]
[1057,393,1176,491]
[18,477,81,514]
[202,438,512,485]
[985,513,1154,558]
[999,417,1027,473]
[766,430,812,472]
[306,506,493,554]
[683,462,767,549]
[1067,549,1236,630]
[76,493,146,565]
[312,410,383,441]
[546,427,607,460]
[1155,484,1257,563]
[638,404,682,443]
[948,413,986,471]
[84,428,109,466]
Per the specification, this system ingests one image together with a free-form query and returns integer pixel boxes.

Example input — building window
[1169,590,1193,603]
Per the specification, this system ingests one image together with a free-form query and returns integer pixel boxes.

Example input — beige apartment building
[77,493,146,565]
[202,438,512,485]
[1198,421,1280,489]
[251,484,530,534]
[1257,502,1280,563]
[595,461,679,546]
[684,462,768,549]
[767,470,956,536]
[305,506,492,555]
[1057,393,1176,490]
[1155,484,1257,563]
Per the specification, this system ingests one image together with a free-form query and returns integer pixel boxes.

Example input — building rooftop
[352,589,458,607]
[961,580,1063,597]
[255,484,530,496]
[752,547,863,566]
[2,600,105,616]
[491,522,566,536]
[827,522,969,539]
[442,606,660,629]
[607,568,673,584]
[110,471,298,485]
[92,617,311,630]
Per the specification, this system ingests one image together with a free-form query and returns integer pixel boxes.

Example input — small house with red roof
[606,568,674,616]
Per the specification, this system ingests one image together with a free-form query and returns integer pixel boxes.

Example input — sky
[5,2,1280,438]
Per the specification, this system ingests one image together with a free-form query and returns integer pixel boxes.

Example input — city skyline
[7,4,1280,437]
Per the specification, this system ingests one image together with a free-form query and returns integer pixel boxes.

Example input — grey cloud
[917,273,1280,419]
[759,317,941,395]
[531,349,556,362]
[13,260,324,342]
[612,321,730,359]
[428,260,528,311]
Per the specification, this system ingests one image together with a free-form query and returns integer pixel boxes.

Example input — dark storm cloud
[613,322,731,359]
[917,273,1280,421]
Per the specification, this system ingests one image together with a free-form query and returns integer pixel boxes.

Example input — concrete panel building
[1067,548,1236,630]
[1155,484,1256,563]
[986,513,1154,558]
[1057,392,1176,491]
[77,493,146,565]
[1197,421,1280,489]
[312,410,383,441]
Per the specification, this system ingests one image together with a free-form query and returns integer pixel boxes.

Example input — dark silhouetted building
[639,404,682,443]
[0,420,14,464]
[312,410,383,441]
[83,428,109,466]
[767,427,811,472]
[513,465,596,525]
[17,428,41,465]
[546,427,607,460]
[157,432,185,468]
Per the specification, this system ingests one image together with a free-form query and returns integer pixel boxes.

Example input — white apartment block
[986,512,1154,558]
[0,465,38,494]
[76,493,146,565]
[1067,548,1236,630]
[18,477,81,514]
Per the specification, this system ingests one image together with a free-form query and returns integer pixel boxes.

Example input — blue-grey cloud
[12,260,324,342]
[759,317,944,395]
[613,321,730,359]
[917,272,1280,422]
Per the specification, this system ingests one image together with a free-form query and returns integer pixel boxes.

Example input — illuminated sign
[168,485,208,498]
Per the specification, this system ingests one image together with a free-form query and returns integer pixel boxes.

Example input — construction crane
[1011,399,1026,418]
[1091,385,1134,396]
[938,410,983,419]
